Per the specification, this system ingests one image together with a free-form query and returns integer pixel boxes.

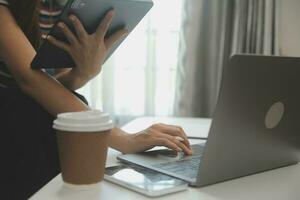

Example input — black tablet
[31,0,153,69]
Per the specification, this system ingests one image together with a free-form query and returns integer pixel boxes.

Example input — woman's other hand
[47,10,128,82]
[123,123,193,155]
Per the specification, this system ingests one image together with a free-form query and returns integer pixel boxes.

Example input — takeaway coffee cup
[53,110,114,185]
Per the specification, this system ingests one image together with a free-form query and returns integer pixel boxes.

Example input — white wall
[279,0,300,56]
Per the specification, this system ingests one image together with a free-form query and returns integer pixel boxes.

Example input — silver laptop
[118,54,300,187]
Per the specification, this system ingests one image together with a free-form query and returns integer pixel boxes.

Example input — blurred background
[77,0,300,126]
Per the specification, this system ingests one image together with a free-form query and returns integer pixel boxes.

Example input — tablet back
[31,0,153,69]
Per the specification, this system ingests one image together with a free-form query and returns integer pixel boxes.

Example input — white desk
[30,117,300,200]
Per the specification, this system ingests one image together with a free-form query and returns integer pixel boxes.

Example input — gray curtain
[174,0,279,118]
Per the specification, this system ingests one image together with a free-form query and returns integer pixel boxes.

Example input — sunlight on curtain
[77,0,183,124]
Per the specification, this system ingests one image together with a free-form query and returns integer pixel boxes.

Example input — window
[78,0,183,123]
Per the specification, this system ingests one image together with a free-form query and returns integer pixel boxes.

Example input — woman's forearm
[55,69,89,91]
[21,69,90,116]
[108,128,131,153]
[19,68,132,151]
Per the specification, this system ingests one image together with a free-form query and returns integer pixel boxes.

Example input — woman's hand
[47,10,128,82]
[123,123,193,155]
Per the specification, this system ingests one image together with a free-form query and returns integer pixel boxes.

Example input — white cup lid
[53,110,114,133]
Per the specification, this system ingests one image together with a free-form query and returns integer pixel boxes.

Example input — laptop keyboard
[152,156,201,179]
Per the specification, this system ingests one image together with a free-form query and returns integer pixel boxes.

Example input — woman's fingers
[155,132,193,155]
[96,10,114,40]
[105,29,128,49]
[152,123,191,148]
[47,35,70,53]
[57,22,78,45]
[69,15,88,41]
[154,137,182,153]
